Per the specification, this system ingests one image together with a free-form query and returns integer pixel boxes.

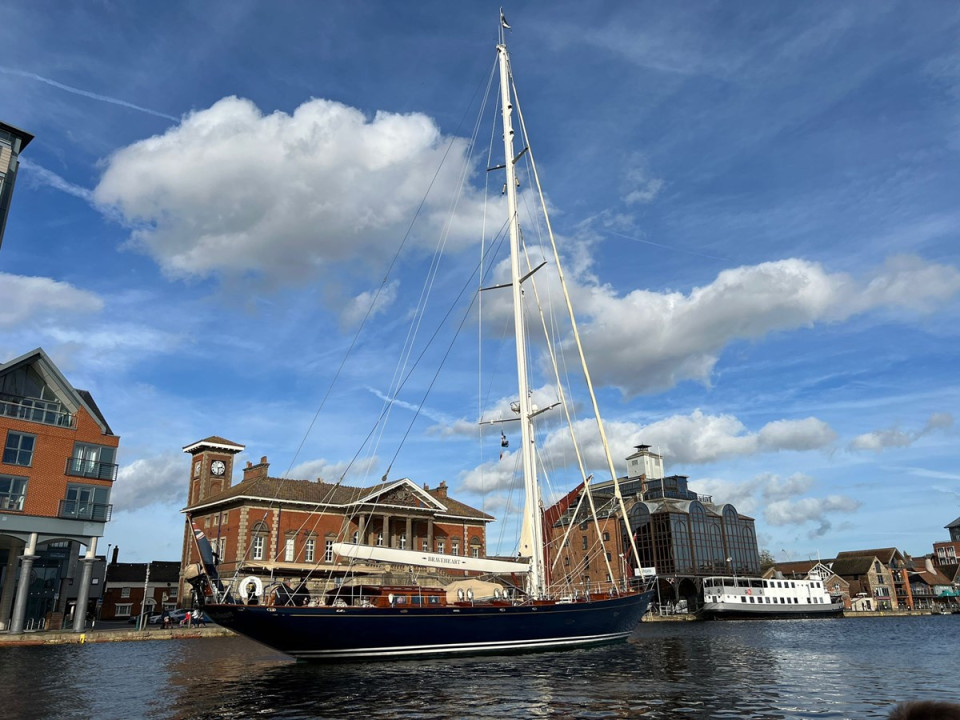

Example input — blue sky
[2,2,959,564]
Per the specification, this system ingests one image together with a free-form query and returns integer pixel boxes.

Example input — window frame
[3,431,35,467]
[0,474,27,511]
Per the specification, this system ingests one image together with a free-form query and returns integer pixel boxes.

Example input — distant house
[0,348,119,633]
[100,558,182,620]
[830,554,895,611]
[933,516,960,566]
[906,557,954,611]
[834,548,914,610]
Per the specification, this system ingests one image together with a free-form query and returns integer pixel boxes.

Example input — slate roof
[946,516,960,529]
[831,556,878,576]
[106,561,181,583]
[187,475,494,521]
[76,389,113,436]
[835,547,900,564]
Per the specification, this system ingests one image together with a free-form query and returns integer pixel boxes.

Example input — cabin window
[325,540,334,563]
[306,538,316,563]
[740,597,747,603]
[284,537,295,562]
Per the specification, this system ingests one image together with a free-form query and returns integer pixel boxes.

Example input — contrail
[0,66,179,123]
[17,158,95,203]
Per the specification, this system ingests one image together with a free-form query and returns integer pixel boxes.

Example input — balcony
[0,396,74,428]
[59,499,112,522]
[65,457,119,481]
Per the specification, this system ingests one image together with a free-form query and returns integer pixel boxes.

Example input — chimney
[423,483,430,491]
[436,481,448,499]
[243,456,270,483]
[111,546,119,565]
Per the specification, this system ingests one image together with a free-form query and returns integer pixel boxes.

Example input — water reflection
[0,617,956,719]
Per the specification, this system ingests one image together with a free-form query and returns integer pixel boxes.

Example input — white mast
[497,39,546,598]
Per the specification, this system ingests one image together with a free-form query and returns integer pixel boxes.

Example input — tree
[759,548,776,572]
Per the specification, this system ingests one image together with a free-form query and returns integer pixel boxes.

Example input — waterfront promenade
[0,620,234,647]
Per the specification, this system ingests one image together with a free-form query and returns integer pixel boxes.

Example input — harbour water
[0,616,956,719]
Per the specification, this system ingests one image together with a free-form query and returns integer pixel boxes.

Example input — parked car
[127,612,162,625]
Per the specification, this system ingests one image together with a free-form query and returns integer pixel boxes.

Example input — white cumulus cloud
[93,96,487,286]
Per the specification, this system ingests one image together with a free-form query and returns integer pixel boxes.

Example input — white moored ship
[699,574,843,620]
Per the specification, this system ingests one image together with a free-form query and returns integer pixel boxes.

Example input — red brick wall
[0,407,118,517]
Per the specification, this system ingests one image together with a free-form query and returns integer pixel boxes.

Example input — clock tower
[182,436,245,506]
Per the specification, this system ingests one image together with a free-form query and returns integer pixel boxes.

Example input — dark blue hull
[205,591,653,661]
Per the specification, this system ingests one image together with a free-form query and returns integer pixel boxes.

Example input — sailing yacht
[186,17,655,661]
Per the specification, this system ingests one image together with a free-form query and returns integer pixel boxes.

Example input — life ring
[239,576,264,602]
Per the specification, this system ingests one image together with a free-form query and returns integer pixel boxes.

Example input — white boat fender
[493,589,502,599]
[239,576,263,602]
[466,589,474,601]
[457,589,465,601]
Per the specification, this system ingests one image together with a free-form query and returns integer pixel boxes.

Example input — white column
[72,538,97,632]
[9,533,38,634]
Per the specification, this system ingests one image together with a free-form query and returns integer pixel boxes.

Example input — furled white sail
[332,543,530,574]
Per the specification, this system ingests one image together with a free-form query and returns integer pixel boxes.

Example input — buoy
[238,575,264,602]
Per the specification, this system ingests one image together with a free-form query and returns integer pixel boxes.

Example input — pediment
[356,478,446,511]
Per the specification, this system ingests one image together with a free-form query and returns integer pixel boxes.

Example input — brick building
[99,557,181,621]
[0,348,118,632]
[546,445,760,611]
[179,437,494,603]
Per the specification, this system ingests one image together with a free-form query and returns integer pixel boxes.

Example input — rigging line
[337,219,510,482]
[512,73,645,573]
[366,58,501,484]
[383,232,502,473]
[281,56,499,487]
[478,56,503,517]
[519,235,618,585]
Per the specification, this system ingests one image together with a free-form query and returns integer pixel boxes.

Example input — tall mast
[497,40,546,597]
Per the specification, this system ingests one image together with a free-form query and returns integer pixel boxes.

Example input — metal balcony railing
[58,499,113,522]
[0,397,74,428]
[64,457,119,481]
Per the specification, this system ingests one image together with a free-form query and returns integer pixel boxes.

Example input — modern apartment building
[0,121,33,252]
[0,348,119,632]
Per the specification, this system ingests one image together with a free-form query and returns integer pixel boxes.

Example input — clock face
[211,460,226,476]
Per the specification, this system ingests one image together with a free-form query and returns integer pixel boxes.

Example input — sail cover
[332,543,530,574]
